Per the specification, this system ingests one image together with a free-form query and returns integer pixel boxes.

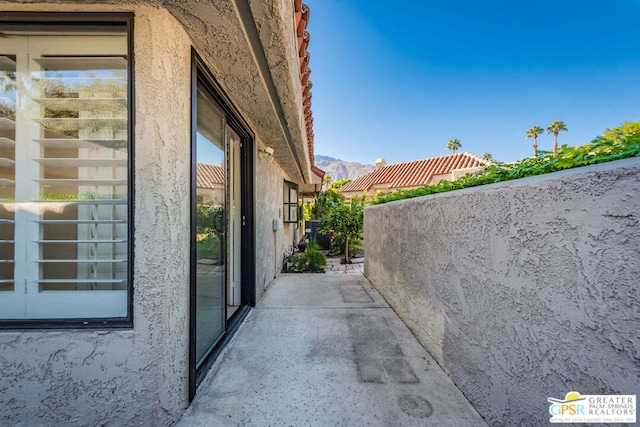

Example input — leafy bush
[197,236,221,261]
[291,239,326,272]
[312,188,345,220]
[599,121,640,142]
[0,100,15,119]
[330,232,361,259]
[320,196,365,261]
[373,134,640,205]
[196,202,225,263]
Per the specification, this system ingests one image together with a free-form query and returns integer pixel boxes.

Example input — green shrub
[291,239,326,272]
[373,134,640,205]
[330,233,361,260]
[320,196,365,262]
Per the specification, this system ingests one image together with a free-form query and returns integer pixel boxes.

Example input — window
[283,181,299,223]
[0,16,132,324]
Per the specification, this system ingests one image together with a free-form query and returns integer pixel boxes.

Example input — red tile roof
[339,152,487,193]
[196,162,224,189]
[294,1,323,180]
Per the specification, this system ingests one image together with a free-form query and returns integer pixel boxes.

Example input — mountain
[315,155,375,182]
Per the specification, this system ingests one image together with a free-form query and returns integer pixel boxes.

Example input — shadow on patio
[176,259,486,426]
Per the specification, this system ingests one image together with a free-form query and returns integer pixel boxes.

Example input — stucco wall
[255,147,301,300]
[166,0,313,184]
[364,158,640,426]
[0,6,192,426]
[1,3,310,424]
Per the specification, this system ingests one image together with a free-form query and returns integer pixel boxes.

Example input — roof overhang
[164,0,316,183]
[300,164,325,196]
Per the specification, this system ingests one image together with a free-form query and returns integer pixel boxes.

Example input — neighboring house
[340,152,488,200]
[196,162,225,204]
[0,1,323,425]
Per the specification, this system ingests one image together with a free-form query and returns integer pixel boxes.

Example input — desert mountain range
[315,155,375,182]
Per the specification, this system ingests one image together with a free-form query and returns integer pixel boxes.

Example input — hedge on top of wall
[373,133,640,205]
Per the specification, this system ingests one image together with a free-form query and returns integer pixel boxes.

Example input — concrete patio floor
[176,264,487,426]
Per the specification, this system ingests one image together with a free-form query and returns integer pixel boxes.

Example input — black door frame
[189,50,256,401]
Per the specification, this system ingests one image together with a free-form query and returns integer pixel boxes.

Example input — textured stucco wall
[364,158,640,426]
[166,0,313,184]
[255,145,301,301]
[1,3,311,424]
[247,0,312,176]
[0,6,192,426]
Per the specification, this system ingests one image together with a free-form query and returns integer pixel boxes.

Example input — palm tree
[482,152,494,162]
[322,174,332,190]
[546,121,567,156]
[446,139,461,153]
[526,125,544,157]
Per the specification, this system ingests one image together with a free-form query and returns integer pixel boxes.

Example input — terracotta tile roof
[196,162,224,189]
[339,152,487,193]
[294,0,323,180]
[311,164,325,179]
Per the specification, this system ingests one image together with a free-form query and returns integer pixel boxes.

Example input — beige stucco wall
[364,157,640,426]
[166,0,315,184]
[1,0,315,185]
[0,2,307,424]
[0,5,193,426]
[255,145,301,300]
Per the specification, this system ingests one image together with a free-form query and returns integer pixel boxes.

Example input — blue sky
[306,0,640,165]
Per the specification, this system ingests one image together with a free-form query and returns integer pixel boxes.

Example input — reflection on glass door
[194,88,226,367]
[191,56,256,400]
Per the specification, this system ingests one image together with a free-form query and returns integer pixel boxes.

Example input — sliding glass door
[191,55,256,399]
[194,87,226,366]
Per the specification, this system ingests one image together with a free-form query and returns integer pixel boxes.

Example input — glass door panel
[194,88,226,366]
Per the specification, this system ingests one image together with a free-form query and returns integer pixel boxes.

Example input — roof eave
[165,0,315,183]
